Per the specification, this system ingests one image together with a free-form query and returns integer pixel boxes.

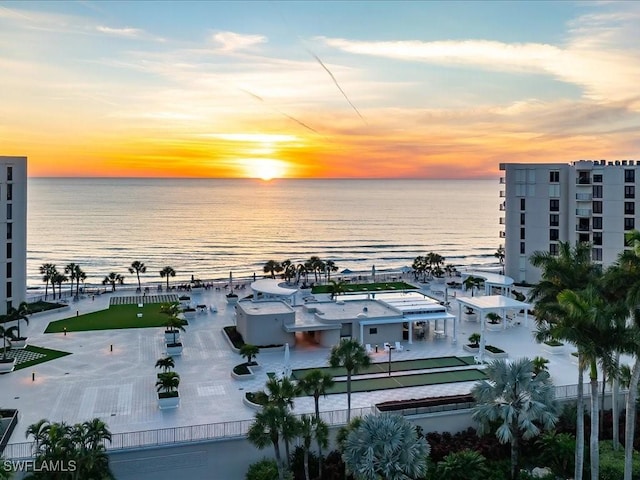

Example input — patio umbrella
[400,266,413,273]
[229,271,233,291]
[341,268,353,274]
[372,265,376,281]
[283,343,291,378]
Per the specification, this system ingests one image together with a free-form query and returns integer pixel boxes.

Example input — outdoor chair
[365,344,373,354]
[394,341,403,351]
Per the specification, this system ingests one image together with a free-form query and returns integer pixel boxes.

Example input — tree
[160,301,181,318]
[532,356,550,377]
[297,415,326,480]
[160,266,176,290]
[463,276,482,296]
[494,245,505,274]
[240,344,260,365]
[264,376,297,410]
[155,356,175,373]
[65,262,79,297]
[343,413,429,480]
[5,301,30,340]
[0,325,17,361]
[263,260,282,279]
[325,260,338,282]
[529,240,599,480]
[156,371,180,396]
[102,272,124,292]
[296,369,335,422]
[247,405,290,480]
[74,265,87,297]
[128,261,147,291]
[472,358,558,480]
[39,263,57,301]
[163,316,185,345]
[327,280,346,300]
[51,271,68,299]
[328,339,371,422]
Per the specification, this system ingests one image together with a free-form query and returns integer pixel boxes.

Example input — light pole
[387,343,395,376]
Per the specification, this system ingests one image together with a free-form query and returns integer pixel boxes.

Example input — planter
[486,322,503,332]
[231,362,261,380]
[182,309,197,320]
[164,330,181,343]
[485,345,508,359]
[166,343,183,356]
[158,393,180,409]
[226,295,239,305]
[0,359,16,373]
[543,341,564,355]
[463,344,480,353]
[463,312,478,322]
[11,338,27,349]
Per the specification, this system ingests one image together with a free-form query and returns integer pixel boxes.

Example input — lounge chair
[383,342,391,352]
[394,341,403,351]
[365,344,373,354]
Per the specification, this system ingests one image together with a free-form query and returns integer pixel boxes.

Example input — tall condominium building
[0,156,27,314]
[500,160,639,284]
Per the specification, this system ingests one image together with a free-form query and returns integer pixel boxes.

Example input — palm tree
[0,325,17,361]
[298,414,316,480]
[494,245,505,274]
[156,371,180,397]
[239,344,259,365]
[328,338,371,422]
[39,263,57,300]
[343,413,429,480]
[263,260,282,279]
[556,286,628,480]
[155,356,175,373]
[325,260,338,282]
[463,275,482,296]
[247,404,290,480]
[102,272,124,292]
[296,369,335,422]
[51,271,68,299]
[472,358,558,480]
[312,416,329,478]
[529,240,599,480]
[436,449,490,480]
[128,261,147,291]
[160,301,181,318]
[74,265,86,297]
[327,279,346,300]
[264,376,297,410]
[281,259,293,282]
[163,316,185,345]
[65,262,79,297]
[159,266,176,290]
[532,356,550,377]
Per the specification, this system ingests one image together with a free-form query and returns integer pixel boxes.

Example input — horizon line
[28,175,500,181]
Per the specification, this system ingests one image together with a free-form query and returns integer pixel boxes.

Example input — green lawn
[45,304,187,333]
[291,356,476,380]
[311,281,417,294]
[0,345,72,370]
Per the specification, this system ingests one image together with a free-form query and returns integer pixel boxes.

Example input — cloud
[96,25,142,38]
[212,31,267,52]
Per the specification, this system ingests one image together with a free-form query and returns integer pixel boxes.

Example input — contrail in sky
[239,88,322,135]
[309,51,367,124]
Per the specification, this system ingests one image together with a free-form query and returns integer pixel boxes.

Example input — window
[592,217,602,229]
[520,213,525,225]
[369,328,377,335]
[549,184,560,198]
[6,222,11,240]
[625,202,635,215]
[549,171,560,182]
[549,214,559,226]
[592,248,603,262]
[593,174,603,183]
[6,204,11,220]
[549,229,559,241]
[593,232,602,246]
[625,169,635,182]
[6,166,12,181]
[6,262,11,278]
[549,244,559,256]
[593,201,603,214]
[6,183,12,201]
[520,198,526,210]
[6,282,11,298]
[625,218,635,230]
[626,186,635,199]
[520,228,525,240]
[6,243,11,259]
[520,242,525,254]
[592,185,603,199]
[550,199,559,211]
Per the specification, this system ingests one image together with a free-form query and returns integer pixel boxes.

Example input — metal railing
[2,406,377,460]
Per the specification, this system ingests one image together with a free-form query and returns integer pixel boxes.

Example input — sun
[242,158,288,181]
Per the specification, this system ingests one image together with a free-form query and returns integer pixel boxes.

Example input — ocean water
[26,178,501,289]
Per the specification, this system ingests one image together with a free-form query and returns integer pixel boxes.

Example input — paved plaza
[1,283,587,448]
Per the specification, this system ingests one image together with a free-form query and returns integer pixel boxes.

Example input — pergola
[455,295,531,363]
[250,279,298,303]
[462,271,515,296]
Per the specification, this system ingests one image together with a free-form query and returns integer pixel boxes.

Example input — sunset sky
[1,1,640,179]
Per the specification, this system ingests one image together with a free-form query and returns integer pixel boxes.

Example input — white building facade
[500,160,639,284]
[0,156,27,314]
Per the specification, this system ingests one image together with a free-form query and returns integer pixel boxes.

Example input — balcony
[576,193,592,201]
[576,174,591,185]
[499,191,506,198]
[499,177,505,184]
[499,218,506,225]
[499,231,506,238]
[576,208,592,217]
[576,225,591,232]
[499,203,506,211]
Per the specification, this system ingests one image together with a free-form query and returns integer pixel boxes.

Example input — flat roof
[463,271,514,287]
[456,294,530,311]
[250,279,298,296]
[237,299,294,315]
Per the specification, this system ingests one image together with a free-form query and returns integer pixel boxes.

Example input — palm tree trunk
[510,429,519,480]
[44,280,49,300]
[575,362,585,480]
[600,370,606,435]
[613,367,620,451]
[624,357,640,480]
[317,439,324,479]
[346,372,352,423]
[273,440,284,480]
[304,449,310,480]
[314,397,320,422]
[590,366,600,480]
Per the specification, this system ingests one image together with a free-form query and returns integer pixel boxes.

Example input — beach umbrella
[400,266,412,273]
[283,342,291,378]
[229,271,233,290]
[372,265,376,281]
[341,268,353,274]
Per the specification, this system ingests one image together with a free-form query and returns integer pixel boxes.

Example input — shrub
[543,339,563,347]
[289,445,319,480]
[321,450,346,480]
[246,458,279,480]
[435,449,489,480]
[599,440,640,480]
